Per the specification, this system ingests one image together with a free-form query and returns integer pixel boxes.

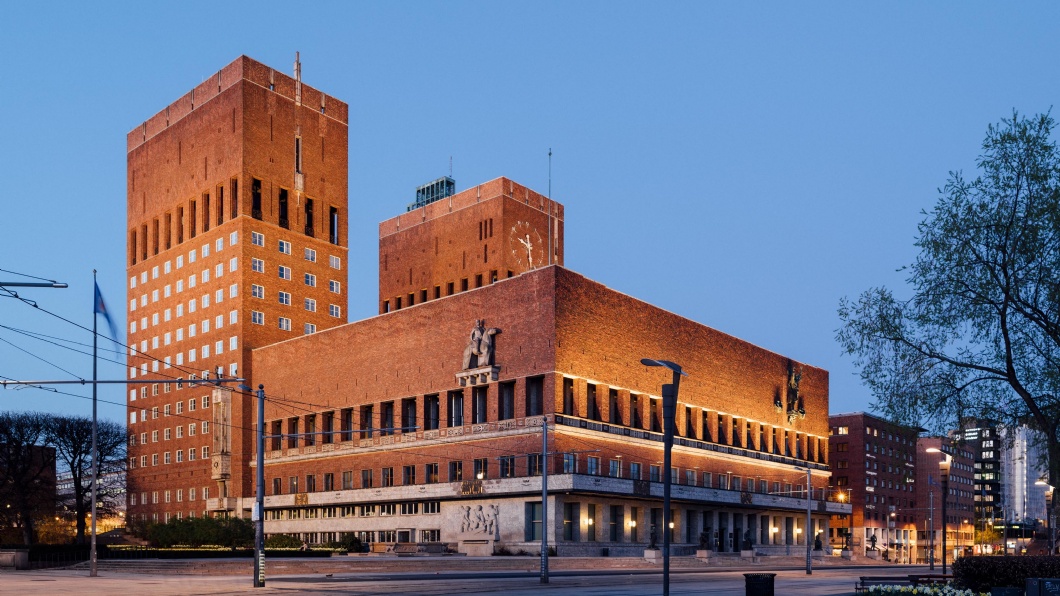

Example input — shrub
[327,533,363,553]
[953,556,1060,592]
[144,516,254,549]
[265,534,303,549]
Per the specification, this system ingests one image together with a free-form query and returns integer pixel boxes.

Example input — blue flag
[94,281,118,344]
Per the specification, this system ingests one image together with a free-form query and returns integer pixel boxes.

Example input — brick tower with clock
[377,177,564,314]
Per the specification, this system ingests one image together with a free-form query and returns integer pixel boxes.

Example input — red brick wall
[378,177,563,313]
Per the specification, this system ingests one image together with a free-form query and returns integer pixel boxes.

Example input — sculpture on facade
[778,362,807,422]
[459,504,499,536]
[462,320,501,369]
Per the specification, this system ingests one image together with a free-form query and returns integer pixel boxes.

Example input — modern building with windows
[827,412,921,560]
[126,56,849,554]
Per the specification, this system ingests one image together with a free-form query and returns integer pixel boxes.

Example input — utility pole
[540,415,549,584]
[254,385,265,587]
[929,490,935,570]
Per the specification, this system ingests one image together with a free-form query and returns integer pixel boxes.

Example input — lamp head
[640,359,688,376]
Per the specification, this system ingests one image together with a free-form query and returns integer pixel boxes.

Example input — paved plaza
[0,564,924,595]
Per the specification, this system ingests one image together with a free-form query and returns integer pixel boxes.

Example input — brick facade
[125,55,349,523]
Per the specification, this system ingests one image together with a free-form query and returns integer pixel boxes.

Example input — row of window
[266,501,441,521]
[561,378,825,464]
[382,270,512,313]
[266,379,546,450]
[251,232,341,270]
[130,486,210,506]
[269,455,814,498]
[132,445,210,468]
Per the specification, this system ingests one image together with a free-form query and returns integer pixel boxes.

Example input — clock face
[509,221,544,271]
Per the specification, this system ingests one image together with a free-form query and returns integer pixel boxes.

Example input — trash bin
[743,573,776,596]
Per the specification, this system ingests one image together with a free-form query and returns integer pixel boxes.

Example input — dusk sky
[2,2,1059,425]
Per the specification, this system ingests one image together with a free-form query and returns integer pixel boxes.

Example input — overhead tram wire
[0,336,84,380]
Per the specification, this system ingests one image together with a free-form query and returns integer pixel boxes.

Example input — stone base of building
[459,539,495,556]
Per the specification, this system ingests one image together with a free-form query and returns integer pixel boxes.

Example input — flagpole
[90,270,98,578]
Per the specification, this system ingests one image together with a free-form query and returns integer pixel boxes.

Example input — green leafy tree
[838,112,1060,488]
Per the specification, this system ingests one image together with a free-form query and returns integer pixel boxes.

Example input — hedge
[953,556,1060,592]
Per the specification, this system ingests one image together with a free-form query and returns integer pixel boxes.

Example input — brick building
[125,55,849,555]
[125,55,349,521]
[826,412,921,560]
[915,436,976,563]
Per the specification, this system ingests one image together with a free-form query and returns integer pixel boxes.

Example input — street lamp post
[927,447,953,574]
[795,466,813,574]
[640,359,687,596]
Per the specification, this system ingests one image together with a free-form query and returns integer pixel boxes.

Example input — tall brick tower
[125,55,349,522]
[377,177,564,314]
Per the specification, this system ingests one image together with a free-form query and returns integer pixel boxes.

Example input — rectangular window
[562,377,575,415]
[278,291,291,305]
[563,502,578,541]
[472,386,488,424]
[609,505,622,542]
[279,240,291,255]
[402,465,416,485]
[252,258,264,273]
[630,462,642,480]
[329,255,341,269]
[401,397,417,433]
[528,453,542,476]
[361,469,373,488]
[563,453,577,474]
[498,381,515,420]
[587,456,600,476]
[526,502,543,541]
[610,459,622,478]
[473,457,488,480]
[425,462,439,484]
[279,265,291,280]
[342,471,353,490]
[525,376,543,416]
[305,248,316,262]
[382,467,394,487]
[448,461,463,482]
[329,280,341,293]
[423,394,440,430]
[500,456,516,478]
[447,390,464,427]
[329,304,341,318]
[305,273,316,287]
[380,401,395,435]
[251,311,264,325]
[278,317,291,331]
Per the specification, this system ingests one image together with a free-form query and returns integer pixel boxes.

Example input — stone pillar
[574,378,587,419]
[513,377,527,420]
[616,389,631,427]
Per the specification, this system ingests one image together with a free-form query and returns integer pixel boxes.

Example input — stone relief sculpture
[778,362,807,423]
[462,319,501,369]
[460,504,499,536]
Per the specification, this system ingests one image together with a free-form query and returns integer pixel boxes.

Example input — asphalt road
[0,565,925,595]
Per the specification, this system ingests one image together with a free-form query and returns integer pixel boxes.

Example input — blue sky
[2,2,1058,424]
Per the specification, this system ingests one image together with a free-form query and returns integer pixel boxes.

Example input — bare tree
[47,416,127,544]
[0,412,56,544]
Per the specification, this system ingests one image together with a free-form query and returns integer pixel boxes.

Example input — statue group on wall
[462,319,501,370]
[460,504,499,536]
